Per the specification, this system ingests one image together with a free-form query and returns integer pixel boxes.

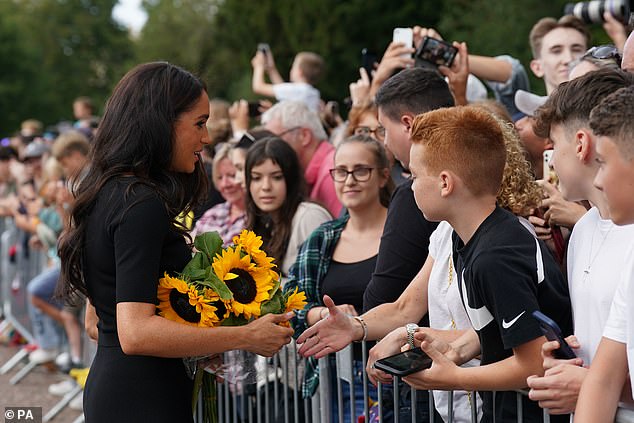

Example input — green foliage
[1,0,623,132]
[0,0,134,133]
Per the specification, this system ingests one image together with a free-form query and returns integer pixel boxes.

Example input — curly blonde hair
[496,118,543,217]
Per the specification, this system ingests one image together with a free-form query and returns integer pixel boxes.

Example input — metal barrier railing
[197,340,569,423]
[0,218,48,382]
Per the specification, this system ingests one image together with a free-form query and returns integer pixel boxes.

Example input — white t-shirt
[603,242,634,393]
[281,201,332,279]
[428,221,482,423]
[273,82,321,113]
[567,207,634,366]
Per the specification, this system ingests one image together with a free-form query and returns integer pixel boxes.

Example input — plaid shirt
[284,214,348,398]
[191,202,246,245]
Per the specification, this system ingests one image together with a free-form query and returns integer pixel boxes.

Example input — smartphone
[392,28,413,59]
[543,149,558,185]
[257,43,270,54]
[415,36,458,68]
[374,347,433,377]
[248,101,262,118]
[361,48,377,82]
[532,310,576,360]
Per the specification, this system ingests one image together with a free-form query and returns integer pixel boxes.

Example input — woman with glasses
[285,134,394,422]
[347,100,408,185]
[569,44,622,79]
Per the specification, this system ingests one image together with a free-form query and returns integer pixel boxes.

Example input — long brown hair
[58,62,209,300]
[245,137,305,264]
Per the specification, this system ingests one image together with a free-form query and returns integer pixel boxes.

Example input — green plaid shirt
[284,215,348,397]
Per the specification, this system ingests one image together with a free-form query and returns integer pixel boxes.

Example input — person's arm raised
[251,52,275,97]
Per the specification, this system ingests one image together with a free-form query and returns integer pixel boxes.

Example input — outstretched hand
[297,295,358,359]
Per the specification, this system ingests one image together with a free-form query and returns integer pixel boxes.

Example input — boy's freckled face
[593,135,634,225]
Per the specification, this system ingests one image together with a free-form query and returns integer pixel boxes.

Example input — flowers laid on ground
[156,229,306,422]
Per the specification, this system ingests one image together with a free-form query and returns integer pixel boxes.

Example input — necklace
[582,221,613,282]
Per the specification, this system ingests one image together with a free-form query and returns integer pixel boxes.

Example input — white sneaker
[55,352,71,368]
[69,393,83,411]
[48,379,76,396]
[29,348,58,364]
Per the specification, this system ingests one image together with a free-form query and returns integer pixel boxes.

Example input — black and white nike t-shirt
[453,206,572,423]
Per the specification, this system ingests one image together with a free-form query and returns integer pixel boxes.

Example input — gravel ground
[0,343,83,423]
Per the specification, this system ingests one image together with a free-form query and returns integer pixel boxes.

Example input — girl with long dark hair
[245,136,331,278]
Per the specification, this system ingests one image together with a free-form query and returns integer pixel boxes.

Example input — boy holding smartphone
[524,69,634,415]
[403,106,572,422]
[251,46,323,113]
[574,85,634,421]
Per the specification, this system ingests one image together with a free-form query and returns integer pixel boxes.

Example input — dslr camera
[564,0,631,24]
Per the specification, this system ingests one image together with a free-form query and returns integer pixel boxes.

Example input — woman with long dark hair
[245,136,331,278]
[58,62,293,422]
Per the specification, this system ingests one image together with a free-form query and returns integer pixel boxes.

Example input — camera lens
[564,0,631,24]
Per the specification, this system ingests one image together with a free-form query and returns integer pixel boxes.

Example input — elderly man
[262,101,342,217]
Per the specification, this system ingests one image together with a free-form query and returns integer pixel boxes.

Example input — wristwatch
[405,323,419,350]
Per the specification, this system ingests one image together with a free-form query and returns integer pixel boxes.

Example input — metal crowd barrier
[195,340,570,423]
[0,218,48,382]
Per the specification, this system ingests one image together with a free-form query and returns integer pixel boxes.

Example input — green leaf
[182,252,206,278]
[194,232,223,263]
[267,278,281,299]
[205,271,233,300]
[220,314,249,326]
[260,290,284,316]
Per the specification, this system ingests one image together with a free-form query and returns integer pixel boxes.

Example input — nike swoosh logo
[502,311,526,329]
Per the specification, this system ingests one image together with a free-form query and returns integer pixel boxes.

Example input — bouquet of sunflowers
[156,229,306,423]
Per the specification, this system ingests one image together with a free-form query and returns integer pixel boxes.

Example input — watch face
[406,323,418,333]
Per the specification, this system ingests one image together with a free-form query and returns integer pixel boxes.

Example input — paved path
[0,344,83,423]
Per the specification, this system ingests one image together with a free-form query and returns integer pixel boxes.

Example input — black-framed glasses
[329,167,374,182]
[353,125,386,141]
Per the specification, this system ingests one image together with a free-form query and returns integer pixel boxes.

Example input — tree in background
[135,0,444,105]
[0,0,133,133]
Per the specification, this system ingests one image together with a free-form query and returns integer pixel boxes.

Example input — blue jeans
[27,267,63,350]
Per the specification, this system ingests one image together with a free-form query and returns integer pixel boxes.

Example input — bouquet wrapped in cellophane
[156,230,306,423]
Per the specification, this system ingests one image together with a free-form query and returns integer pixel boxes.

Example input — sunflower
[212,246,276,319]
[157,273,218,327]
[284,287,307,313]
[233,230,276,270]
[203,288,231,322]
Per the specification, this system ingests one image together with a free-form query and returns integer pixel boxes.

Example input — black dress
[83,177,194,422]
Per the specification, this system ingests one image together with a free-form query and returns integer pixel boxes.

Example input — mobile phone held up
[415,36,458,69]
[374,347,433,377]
[248,101,262,118]
[257,43,270,55]
[392,27,413,59]
[532,310,576,360]
[361,48,377,82]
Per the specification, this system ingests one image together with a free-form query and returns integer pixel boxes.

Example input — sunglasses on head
[582,45,622,65]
